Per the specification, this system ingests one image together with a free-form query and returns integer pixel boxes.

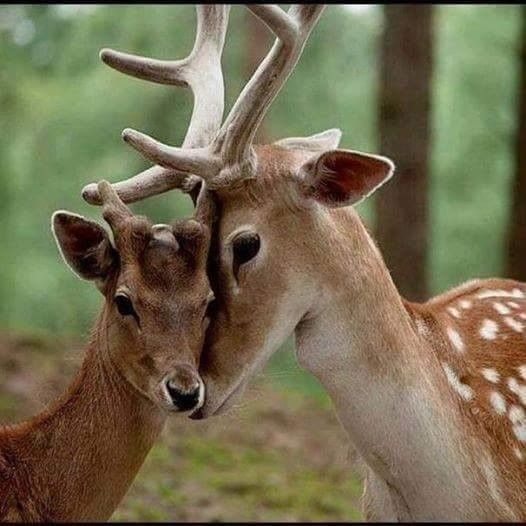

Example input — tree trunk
[506,6,526,281]
[375,5,434,301]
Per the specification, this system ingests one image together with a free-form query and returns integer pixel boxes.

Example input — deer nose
[164,378,202,412]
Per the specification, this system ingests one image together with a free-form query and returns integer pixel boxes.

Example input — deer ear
[52,211,117,286]
[299,149,395,208]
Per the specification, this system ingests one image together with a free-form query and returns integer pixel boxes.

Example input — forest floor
[0,332,363,521]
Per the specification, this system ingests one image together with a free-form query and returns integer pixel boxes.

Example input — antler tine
[97,179,133,230]
[84,166,184,205]
[210,5,326,180]
[99,48,188,87]
[245,5,298,46]
[122,128,220,173]
[82,5,230,205]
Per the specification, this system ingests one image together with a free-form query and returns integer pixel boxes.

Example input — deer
[0,6,230,521]
[81,4,526,522]
[0,181,213,521]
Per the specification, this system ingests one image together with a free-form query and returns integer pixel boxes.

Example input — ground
[0,332,363,521]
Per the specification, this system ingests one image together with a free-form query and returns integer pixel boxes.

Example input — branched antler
[211,5,325,185]
[82,5,230,204]
[83,4,325,204]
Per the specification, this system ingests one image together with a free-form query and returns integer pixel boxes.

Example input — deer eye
[232,233,260,269]
[114,292,136,317]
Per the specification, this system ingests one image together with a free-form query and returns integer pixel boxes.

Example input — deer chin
[190,376,249,420]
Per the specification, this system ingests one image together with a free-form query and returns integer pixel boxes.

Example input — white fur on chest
[294,312,485,520]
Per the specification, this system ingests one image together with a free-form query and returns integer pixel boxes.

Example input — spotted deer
[82,4,526,521]
[0,7,229,520]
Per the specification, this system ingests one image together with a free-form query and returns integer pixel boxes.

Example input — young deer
[0,181,212,521]
[82,4,526,521]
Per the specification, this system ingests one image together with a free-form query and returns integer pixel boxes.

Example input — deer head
[53,181,213,413]
[80,5,395,417]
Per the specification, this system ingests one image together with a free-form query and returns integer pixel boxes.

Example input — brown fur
[408,279,526,517]
[0,211,211,522]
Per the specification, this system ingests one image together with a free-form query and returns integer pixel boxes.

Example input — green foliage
[431,5,521,292]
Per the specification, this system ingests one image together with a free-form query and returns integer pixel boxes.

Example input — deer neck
[1,313,166,522]
[293,209,478,519]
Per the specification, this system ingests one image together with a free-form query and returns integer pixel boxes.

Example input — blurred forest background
[0,4,525,521]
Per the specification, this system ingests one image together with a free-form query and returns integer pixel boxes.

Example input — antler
[83,4,325,204]
[211,5,325,186]
[98,179,133,230]
[82,5,230,204]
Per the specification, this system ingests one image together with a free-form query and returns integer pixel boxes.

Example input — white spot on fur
[514,447,524,460]
[446,327,464,353]
[459,300,472,309]
[414,317,430,338]
[507,377,526,405]
[520,313,526,320]
[442,362,473,401]
[504,317,524,333]
[493,302,511,315]
[477,289,499,299]
[518,365,526,381]
[477,288,525,299]
[480,319,499,340]
[509,404,526,442]
[508,301,521,309]
[489,391,506,414]
[482,368,500,384]
[447,307,461,319]
[509,404,525,423]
